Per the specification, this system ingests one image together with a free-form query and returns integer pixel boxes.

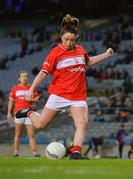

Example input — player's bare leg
[69,106,89,159]
[70,106,89,146]
[26,124,39,156]
[13,124,24,156]
[28,106,59,129]
[15,106,59,129]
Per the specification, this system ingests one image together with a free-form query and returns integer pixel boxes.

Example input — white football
[45,142,66,160]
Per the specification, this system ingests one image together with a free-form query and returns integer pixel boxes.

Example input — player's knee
[15,133,21,138]
[34,122,43,129]
[15,130,23,137]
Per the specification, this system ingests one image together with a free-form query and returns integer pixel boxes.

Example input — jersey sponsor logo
[16,90,29,97]
[57,56,85,69]
[69,67,85,72]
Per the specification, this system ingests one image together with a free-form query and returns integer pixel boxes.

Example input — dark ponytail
[60,14,79,37]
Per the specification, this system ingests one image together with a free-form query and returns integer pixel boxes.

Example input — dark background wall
[0,0,133,20]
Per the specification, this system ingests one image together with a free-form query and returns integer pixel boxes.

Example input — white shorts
[14,117,32,125]
[45,94,88,111]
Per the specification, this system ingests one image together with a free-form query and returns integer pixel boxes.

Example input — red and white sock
[27,110,35,118]
[70,145,81,154]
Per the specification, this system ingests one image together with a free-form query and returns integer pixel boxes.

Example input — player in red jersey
[15,15,114,159]
[7,71,40,157]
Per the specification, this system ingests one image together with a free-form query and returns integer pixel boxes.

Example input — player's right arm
[7,99,15,119]
[26,71,47,101]
[7,86,16,119]
[26,48,57,101]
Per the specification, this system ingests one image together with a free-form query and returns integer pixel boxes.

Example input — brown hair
[18,70,28,79]
[60,14,79,37]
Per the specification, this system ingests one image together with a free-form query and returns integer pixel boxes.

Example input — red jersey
[9,84,39,112]
[42,44,89,101]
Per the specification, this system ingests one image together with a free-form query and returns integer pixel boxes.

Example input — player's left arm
[87,48,114,66]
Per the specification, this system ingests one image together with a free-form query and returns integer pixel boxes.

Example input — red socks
[70,145,81,154]
[27,110,35,118]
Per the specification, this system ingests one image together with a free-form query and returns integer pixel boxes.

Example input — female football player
[15,15,114,159]
[7,71,40,157]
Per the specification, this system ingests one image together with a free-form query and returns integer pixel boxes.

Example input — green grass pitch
[0,157,133,179]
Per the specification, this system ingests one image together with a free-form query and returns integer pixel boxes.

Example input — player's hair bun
[61,14,79,30]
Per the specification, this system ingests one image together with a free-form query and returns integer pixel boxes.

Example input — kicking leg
[27,106,59,129]
[15,105,59,129]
